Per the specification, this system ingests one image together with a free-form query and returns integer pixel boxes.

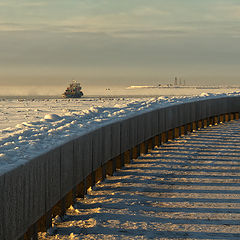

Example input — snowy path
[39,120,240,240]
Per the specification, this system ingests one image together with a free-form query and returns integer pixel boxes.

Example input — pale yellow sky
[0,0,239,87]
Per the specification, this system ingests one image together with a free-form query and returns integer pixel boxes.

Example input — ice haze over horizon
[0,0,240,87]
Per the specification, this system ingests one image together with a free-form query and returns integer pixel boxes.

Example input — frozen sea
[0,87,240,174]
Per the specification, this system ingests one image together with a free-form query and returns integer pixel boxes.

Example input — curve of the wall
[0,96,240,240]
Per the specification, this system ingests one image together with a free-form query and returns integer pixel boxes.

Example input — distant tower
[174,77,178,85]
[184,79,186,86]
[179,78,182,85]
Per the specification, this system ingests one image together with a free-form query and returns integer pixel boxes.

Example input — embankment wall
[0,96,240,240]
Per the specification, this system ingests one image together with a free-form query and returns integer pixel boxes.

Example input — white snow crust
[0,91,239,174]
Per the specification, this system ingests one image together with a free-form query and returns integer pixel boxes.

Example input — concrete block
[73,137,85,187]
[200,99,207,120]
[207,98,220,118]
[190,101,197,123]
[165,106,173,131]
[165,106,174,131]
[143,112,152,141]
[219,97,227,115]
[214,98,221,116]
[231,96,238,112]
[60,140,74,197]
[24,154,49,227]
[230,96,240,113]
[224,98,231,114]
[45,148,61,212]
[92,128,103,172]
[228,97,235,114]
[235,96,240,112]
[158,108,166,134]
[129,116,138,148]
[136,114,145,144]
[151,110,159,138]
[187,102,193,124]
[219,98,227,115]
[211,98,220,116]
[171,105,180,129]
[111,122,121,159]
[102,124,112,164]
[206,99,212,118]
[212,98,218,116]
[178,104,185,126]
[0,174,5,240]
[2,165,27,240]
[120,119,130,153]
[207,99,214,117]
[195,100,202,121]
[181,103,191,125]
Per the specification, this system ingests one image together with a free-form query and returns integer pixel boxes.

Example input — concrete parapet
[110,122,121,159]
[183,103,191,124]
[165,106,174,131]
[232,96,240,113]
[101,125,113,164]
[120,119,130,154]
[136,114,145,144]
[92,128,103,172]
[2,165,30,240]
[149,110,159,139]
[60,141,74,198]
[0,174,4,240]
[1,96,240,240]
[158,107,166,135]
[129,116,138,149]
[75,133,92,179]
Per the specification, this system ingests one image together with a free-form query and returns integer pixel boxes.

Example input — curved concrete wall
[0,96,240,240]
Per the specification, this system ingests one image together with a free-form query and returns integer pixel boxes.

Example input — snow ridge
[0,93,239,174]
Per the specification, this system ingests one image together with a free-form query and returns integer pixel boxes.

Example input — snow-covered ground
[0,89,239,174]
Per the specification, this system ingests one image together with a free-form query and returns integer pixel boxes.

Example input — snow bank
[0,92,239,174]
[44,114,62,121]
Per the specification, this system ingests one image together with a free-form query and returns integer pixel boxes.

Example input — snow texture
[0,91,239,175]
[39,120,240,240]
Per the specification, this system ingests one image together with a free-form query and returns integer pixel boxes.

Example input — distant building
[174,77,178,85]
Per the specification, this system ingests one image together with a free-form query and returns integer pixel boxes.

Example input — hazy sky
[0,0,239,87]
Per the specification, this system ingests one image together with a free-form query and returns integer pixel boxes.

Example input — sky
[0,0,240,89]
